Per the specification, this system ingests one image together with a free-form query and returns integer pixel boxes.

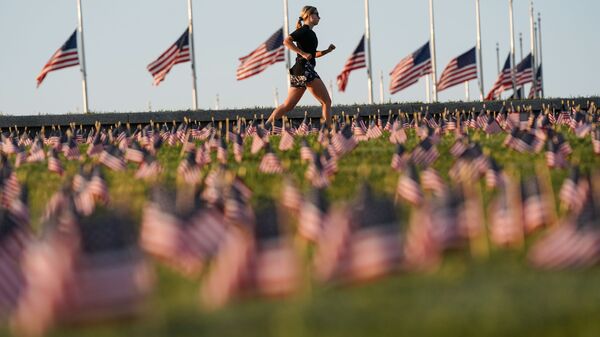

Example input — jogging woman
[266,6,335,128]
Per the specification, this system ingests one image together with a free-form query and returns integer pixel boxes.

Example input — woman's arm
[316,44,336,58]
[283,36,312,60]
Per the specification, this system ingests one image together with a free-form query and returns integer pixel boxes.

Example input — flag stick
[76,0,89,113]
[535,161,558,228]
[187,0,198,110]
[507,167,525,250]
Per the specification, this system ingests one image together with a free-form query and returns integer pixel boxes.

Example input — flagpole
[475,0,484,100]
[425,75,431,103]
[518,32,524,95]
[508,0,517,98]
[364,0,374,104]
[538,12,544,98]
[496,42,500,73]
[529,0,537,99]
[428,0,438,102]
[283,0,291,89]
[76,0,89,113]
[465,82,470,101]
[187,0,198,110]
[379,70,385,103]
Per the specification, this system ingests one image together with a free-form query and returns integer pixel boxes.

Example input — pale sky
[0,0,598,116]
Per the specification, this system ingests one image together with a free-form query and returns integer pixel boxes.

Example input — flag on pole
[528,65,542,99]
[147,29,191,85]
[436,47,477,92]
[485,54,512,100]
[515,53,534,85]
[36,30,79,87]
[336,35,366,92]
[236,28,285,81]
[389,42,432,94]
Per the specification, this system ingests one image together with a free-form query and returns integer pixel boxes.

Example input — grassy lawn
[2,127,600,337]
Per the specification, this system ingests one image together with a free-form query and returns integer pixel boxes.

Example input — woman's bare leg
[267,87,306,124]
[306,78,332,125]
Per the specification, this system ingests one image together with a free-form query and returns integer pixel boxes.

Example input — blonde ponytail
[297,5,317,29]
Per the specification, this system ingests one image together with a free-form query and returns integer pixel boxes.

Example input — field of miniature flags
[2,101,600,336]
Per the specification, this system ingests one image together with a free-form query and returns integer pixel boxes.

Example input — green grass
[3,127,600,337]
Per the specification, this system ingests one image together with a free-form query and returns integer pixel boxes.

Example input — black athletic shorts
[289,60,320,88]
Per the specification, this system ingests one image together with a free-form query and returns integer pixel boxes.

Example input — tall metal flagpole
[283,0,291,89]
[76,0,89,113]
[508,0,517,98]
[425,75,431,103]
[518,32,524,95]
[187,0,198,110]
[538,12,544,98]
[529,0,537,99]
[428,0,438,102]
[364,0,374,104]
[475,0,484,100]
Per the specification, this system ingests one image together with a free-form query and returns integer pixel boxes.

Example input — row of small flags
[37,28,540,100]
[1,102,600,334]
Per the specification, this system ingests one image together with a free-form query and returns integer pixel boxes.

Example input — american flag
[335,186,402,283]
[489,186,523,246]
[36,30,79,87]
[528,65,543,99]
[389,42,432,94]
[258,146,283,174]
[336,35,366,92]
[559,167,586,212]
[278,127,295,152]
[396,164,423,206]
[528,200,600,270]
[515,53,534,86]
[47,148,64,175]
[147,28,191,85]
[485,54,512,100]
[236,28,285,81]
[298,188,328,242]
[437,47,477,92]
[200,226,253,309]
[0,208,31,317]
[390,144,408,172]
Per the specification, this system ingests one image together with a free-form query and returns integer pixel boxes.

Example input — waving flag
[337,35,366,92]
[147,29,191,85]
[437,47,477,92]
[36,30,79,87]
[389,42,432,94]
[237,28,285,80]
[515,53,534,86]
[486,54,512,100]
[528,65,542,99]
